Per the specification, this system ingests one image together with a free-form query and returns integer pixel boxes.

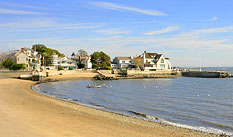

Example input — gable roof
[71,56,90,63]
[14,50,28,57]
[145,53,158,58]
[154,54,162,64]
[116,57,131,60]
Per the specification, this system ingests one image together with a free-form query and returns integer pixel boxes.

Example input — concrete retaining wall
[125,70,181,77]
[0,71,31,79]
[43,69,97,77]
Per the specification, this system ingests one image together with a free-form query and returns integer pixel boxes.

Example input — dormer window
[161,59,164,63]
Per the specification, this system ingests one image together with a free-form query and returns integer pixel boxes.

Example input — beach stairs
[96,70,117,80]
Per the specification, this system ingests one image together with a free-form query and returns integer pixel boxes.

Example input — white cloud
[195,26,233,33]
[0,9,42,15]
[0,19,103,32]
[89,2,167,16]
[131,20,158,24]
[201,16,218,22]
[178,26,233,38]
[0,2,48,10]
[1,25,233,66]
[143,26,180,35]
[95,29,130,35]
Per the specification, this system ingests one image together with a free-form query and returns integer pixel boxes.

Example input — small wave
[128,110,232,136]
[199,119,233,131]
[128,111,147,118]
[161,119,233,136]
[89,102,105,107]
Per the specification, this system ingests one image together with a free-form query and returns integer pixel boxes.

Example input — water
[33,68,233,136]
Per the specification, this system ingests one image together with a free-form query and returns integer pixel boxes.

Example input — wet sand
[0,78,219,137]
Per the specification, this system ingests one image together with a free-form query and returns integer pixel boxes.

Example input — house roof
[154,54,162,64]
[71,52,76,56]
[71,56,90,63]
[145,52,158,58]
[115,57,131,60]
[14,50,28,57]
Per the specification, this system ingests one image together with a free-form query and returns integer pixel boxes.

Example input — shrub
[77,63,85,68]
[68,67,74,70]
[12,64,26,70]
[102,66,111,70]
[59,67,64,70]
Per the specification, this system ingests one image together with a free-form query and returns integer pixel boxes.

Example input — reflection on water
[34,74,233,135]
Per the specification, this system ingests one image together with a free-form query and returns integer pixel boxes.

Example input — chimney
[21,48,25,53]
[33,45,36,52]
[144,51,147,54]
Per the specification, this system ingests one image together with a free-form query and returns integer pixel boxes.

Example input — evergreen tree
[91,51,111,70]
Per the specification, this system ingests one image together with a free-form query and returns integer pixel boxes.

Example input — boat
[87,85,102,88]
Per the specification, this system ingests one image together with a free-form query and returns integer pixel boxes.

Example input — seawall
[0,70,31,79]
[123,70,181,78]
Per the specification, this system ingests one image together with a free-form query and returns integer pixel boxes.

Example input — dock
[96,70,118,80]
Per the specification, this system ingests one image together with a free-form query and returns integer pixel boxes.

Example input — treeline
[0,44,112,70]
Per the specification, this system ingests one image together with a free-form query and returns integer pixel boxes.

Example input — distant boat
[87,85,102,88]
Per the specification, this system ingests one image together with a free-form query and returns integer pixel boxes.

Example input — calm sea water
[34,67,233,135]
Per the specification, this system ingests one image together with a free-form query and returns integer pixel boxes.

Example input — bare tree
[0,51,10,61]
[77,49,88,57]
[0,51,11,68]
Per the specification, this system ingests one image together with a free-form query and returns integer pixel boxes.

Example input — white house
[58,56,77,70]
[112,57,132,69]
[71,56,92,69]
[135,51,172,71]
[47,52,77,70]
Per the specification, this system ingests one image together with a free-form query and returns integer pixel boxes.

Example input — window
[160,64,165,69]
[161,59,164,63]
[122,61,125,63]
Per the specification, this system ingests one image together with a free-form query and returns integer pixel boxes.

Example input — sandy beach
[0,77,219,137]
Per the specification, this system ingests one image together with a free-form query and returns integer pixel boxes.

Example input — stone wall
[0,71,31,79]
[125,70,181,77]
[43,69,97,77]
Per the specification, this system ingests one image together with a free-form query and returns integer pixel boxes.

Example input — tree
[134,57,143,69]
[32,44,64,58]
[0,52,8,69]
[91,51,111,70]
[77,49,88,57]
[3,58,15,69]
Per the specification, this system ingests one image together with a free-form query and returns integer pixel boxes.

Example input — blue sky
[0,0,233,67]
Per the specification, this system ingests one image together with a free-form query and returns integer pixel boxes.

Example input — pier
[96,70,117,80]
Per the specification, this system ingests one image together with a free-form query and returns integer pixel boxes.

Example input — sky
[0,0,233,67]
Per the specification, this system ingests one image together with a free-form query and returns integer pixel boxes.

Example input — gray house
[112,56,132,69]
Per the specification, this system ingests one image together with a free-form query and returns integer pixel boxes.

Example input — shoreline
[0,77,224,137]
[34,77,232,136]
